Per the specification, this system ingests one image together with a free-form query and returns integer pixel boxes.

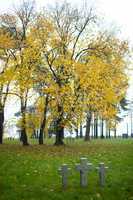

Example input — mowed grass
[0,139,133,200]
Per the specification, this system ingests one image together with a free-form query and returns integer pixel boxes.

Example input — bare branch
[14,0,36,40]
[71,8,96,59]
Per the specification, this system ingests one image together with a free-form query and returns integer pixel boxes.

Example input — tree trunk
[108,128,111,138]
[91,114,94,138]
[100,118,104,139]
[75,128,79,139]
[114,129,116,138]
[105,121,108,139]
[54,126,64,145]
[21,128,29,146]
[39,128,44,144]
[85,112,92,141]
[21,102,29,146]
[39,95,48,145]
[0,107,4,144]
[94,116,98,139]
[79,124,83,138]
[54,105,64,145]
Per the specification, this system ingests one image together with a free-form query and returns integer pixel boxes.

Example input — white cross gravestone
[58,164,70,188]
[97,162,108,186]
[75,157,92,187]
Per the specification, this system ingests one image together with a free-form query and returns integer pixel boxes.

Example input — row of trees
[0,0,129,145]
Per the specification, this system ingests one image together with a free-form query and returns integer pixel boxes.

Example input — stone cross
[97,163,108,186]
[75,157,92,187]
[58,164,70,188]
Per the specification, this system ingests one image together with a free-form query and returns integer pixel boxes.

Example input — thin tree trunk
[114,128,116,138]
[85,112,92,141]
[105,120,108,139]
[54,105,64,145]
[100,118,104,139]
[114,123,117,138]
[0,107,4,144]
[21,102,29,146]
[94,116,98,139]
[91,114,94,139]
[95,118,98,138]
[39,95,49,145]
[79,124,83,138]
[108,128,111,138]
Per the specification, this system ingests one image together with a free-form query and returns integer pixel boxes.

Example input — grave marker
[76,157,92,187]
[97,162,108,186]
[58,164,70,188]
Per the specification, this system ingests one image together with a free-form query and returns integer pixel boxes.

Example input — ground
[0,139,133,200]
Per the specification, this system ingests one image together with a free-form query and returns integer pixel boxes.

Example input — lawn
[0,139,133,200]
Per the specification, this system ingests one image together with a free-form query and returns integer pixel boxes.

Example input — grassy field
[0,139,133,200]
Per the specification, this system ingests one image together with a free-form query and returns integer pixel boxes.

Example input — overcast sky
[1,0,133,133]
[0,0,133,41]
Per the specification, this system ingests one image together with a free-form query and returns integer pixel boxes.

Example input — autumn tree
[0,0,129,146]
[0,18,16,144]
[31,2,129,145]
[30,15,54,144]
[0,0,37,145]
[37,2,97,145]
[80,33,129,140]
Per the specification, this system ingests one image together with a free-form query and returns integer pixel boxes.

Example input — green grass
[0,138,133,200]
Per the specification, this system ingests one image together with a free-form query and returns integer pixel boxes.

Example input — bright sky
[0,0,133,43]
[1,0,133,134]
[0,0,133,40]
